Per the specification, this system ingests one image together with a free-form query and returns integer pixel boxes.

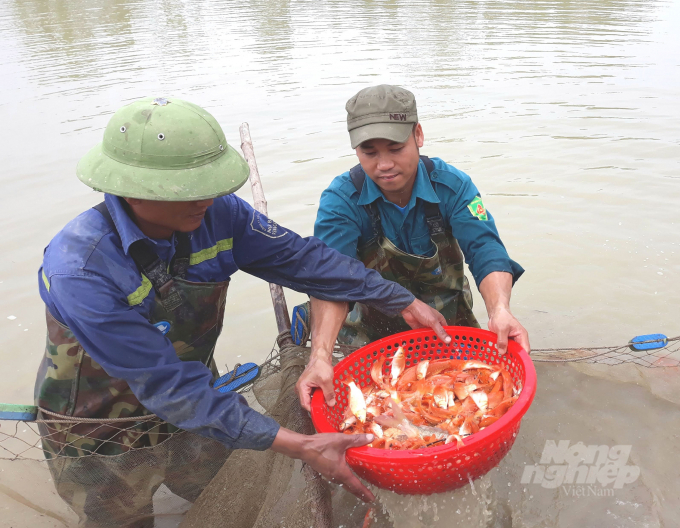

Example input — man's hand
[271,428,375,502]
[479,271,530,355]
[401,299,452,344]
[487,306,530,355]
[296,297,348,412]
[296,354,335,412]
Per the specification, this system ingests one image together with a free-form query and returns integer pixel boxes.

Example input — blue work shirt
[314,157,524,287]
[38,193,415,451]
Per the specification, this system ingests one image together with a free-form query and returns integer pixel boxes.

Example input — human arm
[438,165,527,353]
[313,184,366,259]
[479,271,530,355]
[46,273,280,450]
[230,196,414,316]
[49,274,374,499]
[439,168,524,289]
[295,297,348,412]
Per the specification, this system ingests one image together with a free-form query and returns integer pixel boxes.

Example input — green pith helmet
[77,97,250,201]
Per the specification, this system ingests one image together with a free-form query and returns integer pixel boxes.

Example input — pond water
[0,0,679,526]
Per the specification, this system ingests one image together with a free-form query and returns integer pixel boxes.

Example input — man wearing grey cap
[297,85,529,406]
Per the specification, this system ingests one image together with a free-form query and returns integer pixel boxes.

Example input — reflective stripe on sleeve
[127,274,153,306]
[42,270,50,292]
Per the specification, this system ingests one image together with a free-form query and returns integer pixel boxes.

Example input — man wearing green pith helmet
[36,96,453,526]
[296,85,530,410]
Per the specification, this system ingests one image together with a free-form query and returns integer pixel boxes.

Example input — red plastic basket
[310,326,537,495]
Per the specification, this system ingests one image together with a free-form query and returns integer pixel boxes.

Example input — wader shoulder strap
[349,164,383,240]
[418,156,447,236]
[419,155,435,175]
[93,202,190,310]
[349,155,446,238]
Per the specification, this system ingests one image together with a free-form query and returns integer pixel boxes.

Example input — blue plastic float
[628,333,668,351]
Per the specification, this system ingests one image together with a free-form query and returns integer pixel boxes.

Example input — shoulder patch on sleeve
[250,210,288,238]
[467,196,488,221]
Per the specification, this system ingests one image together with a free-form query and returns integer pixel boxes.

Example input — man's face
[124,198,214,237]
[355,124,424,195]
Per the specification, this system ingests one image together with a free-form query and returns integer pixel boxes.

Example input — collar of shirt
[356,159,441,213]
[104,194,176,262]
[391,202,409,216]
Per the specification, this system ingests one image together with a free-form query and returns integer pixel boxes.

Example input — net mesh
[531,335,680,367]
[180,334,335,528]
[0,334,361,528]
[1,333,677,527]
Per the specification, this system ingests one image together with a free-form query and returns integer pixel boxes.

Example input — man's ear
[414,123,424,149]
[123,197,143,206]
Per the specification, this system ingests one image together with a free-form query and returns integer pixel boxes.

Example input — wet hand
[271,428,376,502]
[401,299,451,344]
[296,354,336,412]
[300,433,376,502]
[488,307,530,355]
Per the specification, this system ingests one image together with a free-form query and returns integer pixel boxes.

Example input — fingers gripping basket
[311,326,537,495]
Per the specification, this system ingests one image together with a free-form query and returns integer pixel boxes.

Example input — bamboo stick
[239,123,332,528]
[239,123,292,337]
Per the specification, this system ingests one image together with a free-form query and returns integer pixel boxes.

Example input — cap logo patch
[389,113,407,121]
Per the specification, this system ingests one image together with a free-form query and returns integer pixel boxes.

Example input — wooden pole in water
[239,123,332,528]
[239,123,292,337]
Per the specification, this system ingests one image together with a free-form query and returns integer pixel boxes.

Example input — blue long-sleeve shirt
[38,193,415,450]
[314,157,524,287]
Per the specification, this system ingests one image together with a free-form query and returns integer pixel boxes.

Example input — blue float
[629,334,668,351]
[0,404,38,421]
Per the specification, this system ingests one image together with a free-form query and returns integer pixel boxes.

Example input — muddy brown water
[0,0,679,526]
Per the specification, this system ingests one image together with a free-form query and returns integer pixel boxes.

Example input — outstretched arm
[230,197,415,317]
[45,274,281,450]
[271,427,375,502]
[296,297,348,412]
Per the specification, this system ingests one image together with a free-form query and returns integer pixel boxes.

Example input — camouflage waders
[34,202,231,527]
[338,156,480,346]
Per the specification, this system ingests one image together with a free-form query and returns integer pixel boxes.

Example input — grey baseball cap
[346,85,418,149]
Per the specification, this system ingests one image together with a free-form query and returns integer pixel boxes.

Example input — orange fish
[416,360,430,380]
[390,347,406,386]
[343,378,367,423]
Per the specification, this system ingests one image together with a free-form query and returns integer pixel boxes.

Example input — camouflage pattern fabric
[34,275,230,525]
[46,432,230,528]
[338,228,479,346]
[35,278,229,458]
[34,277,228,458]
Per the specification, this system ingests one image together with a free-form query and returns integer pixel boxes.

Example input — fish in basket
[339,350,519,449]
[311,327,536,495]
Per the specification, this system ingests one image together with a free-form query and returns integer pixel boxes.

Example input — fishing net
[531,335,680,367]
[0,418,228,526]
[1,402,233,526]
[0,333,362,528]
[180,333,335,528]
[1,332,678,527]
